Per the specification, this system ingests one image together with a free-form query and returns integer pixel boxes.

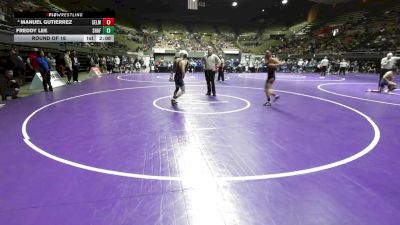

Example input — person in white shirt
[202,47,221,96]
[297,59,304,73]
[64,51,73,83]
[114,56,120,72]
[352,61,359,73]
[169,58,175,81]
[380,53,400,85]
[255,59,260,73]
[319,56,329,77]
[46,53,56,71]
[249,60,254,73]
[303,59,309,72]
[135,61,141,72]
[339,59,348,76]
[217,55,225,82]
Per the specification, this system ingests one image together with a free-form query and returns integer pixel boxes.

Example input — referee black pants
[320,66,327,76]
[339,67,346,76]
[205,70,216,95]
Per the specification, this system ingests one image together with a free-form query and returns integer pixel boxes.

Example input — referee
[380,53,400,85]
[202,47,221,96]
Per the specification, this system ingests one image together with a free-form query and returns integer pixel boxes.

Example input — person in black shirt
[71,51,80,83]
[8,48,26,85]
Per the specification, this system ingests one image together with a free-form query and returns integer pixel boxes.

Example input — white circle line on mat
[238,73,345,82]
[22,85,380,181]
[153,94,250,115]
[318,82,400,106]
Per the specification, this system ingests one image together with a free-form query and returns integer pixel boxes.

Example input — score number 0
[102,18,115,26]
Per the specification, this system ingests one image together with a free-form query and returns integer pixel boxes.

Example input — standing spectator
[309,58,317,72]
[89,55,95,68]
[135,60,141,72]
[303,59,309,72]
[255,59,260,73]
[37,51,53,92]
[120,56,127,73]
[57,53,65,77]
[46,53,57,71]
[27,48,39,77]
[339,59,348,76]
[202,47,221,96]
[8,48,26,85]
[92,54,100,68]
[188,59,195,73]
[71,51,80,83]
[98,55,103,72]
[234,59,240,72]
[106,56,113,73]
[319,56,329,77]
[128,57,135,73]
[114,56,120,72]
[249,59,255,73]
[218,55,225,82]
[100,56,107,73]
[352,60,359,73]
[297,59,304,73]
[86,55,94,72]
[150,61,155,72]
[168,58,175,81]
[64,51,73,83]
[139,58,144,67]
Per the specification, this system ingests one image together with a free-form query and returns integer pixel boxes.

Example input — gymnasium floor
[0,72,399,225]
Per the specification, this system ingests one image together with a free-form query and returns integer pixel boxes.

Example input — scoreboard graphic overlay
[14,12,115,43]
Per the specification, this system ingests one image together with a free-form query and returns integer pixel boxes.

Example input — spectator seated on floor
[0,69,19,101]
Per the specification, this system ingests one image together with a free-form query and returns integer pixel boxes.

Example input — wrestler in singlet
[264,50,281,106]
[171,50,189,104]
